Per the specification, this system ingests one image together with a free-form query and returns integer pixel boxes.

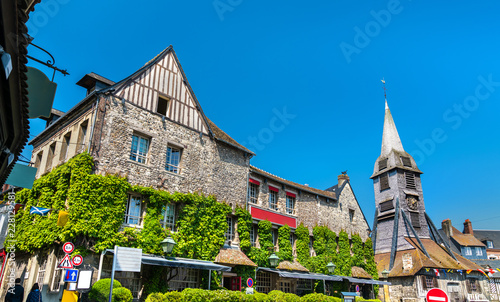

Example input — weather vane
[381,78,387,99]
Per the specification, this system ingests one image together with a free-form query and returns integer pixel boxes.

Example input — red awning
[286,192,296,198]
[249,179,260,185]
[269,186,279,192]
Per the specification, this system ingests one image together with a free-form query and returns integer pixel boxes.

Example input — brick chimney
[463,219,473,235]
[338,172,350,187]
[441,219,453,238]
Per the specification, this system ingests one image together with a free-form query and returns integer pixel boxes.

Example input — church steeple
[381,100,405,157]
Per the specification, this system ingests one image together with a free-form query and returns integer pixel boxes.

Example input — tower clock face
[407,196,418,210]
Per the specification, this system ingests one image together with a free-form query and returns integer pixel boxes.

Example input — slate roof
[474,230,500,248]
[214,248,257,267]
[375,237,483,277]
[437,229,461,254]
[250,166,336,200]
[449,226,485,247]
[206,118,253,155]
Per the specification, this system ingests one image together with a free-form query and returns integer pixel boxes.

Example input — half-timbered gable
[113,47,209,134]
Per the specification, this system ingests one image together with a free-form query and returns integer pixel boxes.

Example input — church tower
[370,100,430,255]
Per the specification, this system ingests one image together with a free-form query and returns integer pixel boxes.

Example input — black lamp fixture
[326,262,336,274]
[160,236,176,254]
[268,252,280,267]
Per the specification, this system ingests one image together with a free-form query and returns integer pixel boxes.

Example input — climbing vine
[235,207,252,255]
[295,223,310,265]
[249,220,273,267]
[363,238,379,296]
[337,230,352,276]
[277,225,292,262]
[351,233,364,268]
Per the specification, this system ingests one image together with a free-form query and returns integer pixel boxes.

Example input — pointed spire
[381,100,405,157]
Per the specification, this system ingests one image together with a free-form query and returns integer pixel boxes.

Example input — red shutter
[249,179,260,185]
[231,276,241,291]
[269,186,279,192]
[286,192,296,198]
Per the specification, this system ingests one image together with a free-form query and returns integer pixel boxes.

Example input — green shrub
[268,290,300,301]
[355,298,381,302]
[300,293,340,302]
[112,287,133,302]
[89,279,122,302]
[209,289,242,302]
[181,288,212,302]
[164,291,182,302]
[144,292,164,302]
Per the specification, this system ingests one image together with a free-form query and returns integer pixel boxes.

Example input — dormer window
[401,156,412,167]
[487,241,494,249]
[378,158,388,171]
[157,96,169,116]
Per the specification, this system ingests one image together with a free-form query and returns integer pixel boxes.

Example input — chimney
[463,219,473,235]
[441,219,453,237]
[338,172,350,187]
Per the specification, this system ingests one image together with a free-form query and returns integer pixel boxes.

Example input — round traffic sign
[355,285,360,292]
[72,254,83,266]
[426,288,448,302]
[63,242,74,254]
[247,278,254,288]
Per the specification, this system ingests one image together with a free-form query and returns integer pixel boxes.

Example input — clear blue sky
[24,0,500,231]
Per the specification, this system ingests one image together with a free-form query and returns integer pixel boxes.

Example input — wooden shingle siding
[410,212,420,228]
[378,158,388,171]
[380,173,389,191]
[115,53,208,134]
[380,200,394,212]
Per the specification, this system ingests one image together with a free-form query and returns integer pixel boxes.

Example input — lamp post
[326,262,336,274]
[268,252,280,267]
[160,236,176,254]
[381,269,390,302]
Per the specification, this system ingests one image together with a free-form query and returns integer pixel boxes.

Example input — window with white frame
[125,195,142,225]
[286,194,295,215]
[160,204,175,231]
[488,241,494,249]
[464,247,472,256]
[50,249,65,292]
[37,254,48,290]
[130,134,150,164]
[250,224,257,247]
[165,145,181,173]
[59,132,71,162]
[476,247,483,256]
[269,188,278,210]
[225,217,234,242]
[248,182,259,204]
[168,268,199,291]
[272,229,278,247]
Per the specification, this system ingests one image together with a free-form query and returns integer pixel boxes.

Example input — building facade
[4,46,372,301]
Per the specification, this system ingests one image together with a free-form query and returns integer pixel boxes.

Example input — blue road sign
[64,269,79,282]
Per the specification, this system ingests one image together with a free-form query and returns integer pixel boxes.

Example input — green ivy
[295,223,310,265]
[235,207,252,255]
[336,230,352,276]
[351,234,364,268]
[277,225,292,262]
[363,238,379,296]
[249,220,273,267]
[232,265,256,289]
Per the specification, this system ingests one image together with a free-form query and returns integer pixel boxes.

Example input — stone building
[371,100,490,302]
[3,46,373,301]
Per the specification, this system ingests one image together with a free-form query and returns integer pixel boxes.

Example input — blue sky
[25,0,500,230]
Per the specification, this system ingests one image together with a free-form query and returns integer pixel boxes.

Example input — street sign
[72,255,83,266]
[63,242,75,254]
[115,247,142,272]
[247,277,254,288]
[427,288,449,302]
[57,254,74,269]
[77,270,93,290]
[64,269,79,282]
[355,285,360,292]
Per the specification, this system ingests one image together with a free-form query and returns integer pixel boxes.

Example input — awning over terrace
[345,277,391,285]
[257,267,343,281]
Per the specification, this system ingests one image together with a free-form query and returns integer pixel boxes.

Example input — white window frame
[225,217,234,242]
[269,191,278,211]
[250,224,256,247]
[50,250,65,292]
[160,204,176,231]
[124,195,143,226]
[286,195,295,215]
[488,241,494,249]
[37,255,48,291]
[130,134,150,164]
[476,247,483,256]
[165,145,182,173]
[248,183,259,204]
[464,246,472,256]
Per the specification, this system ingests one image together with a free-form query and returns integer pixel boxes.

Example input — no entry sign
[427,288,448,302]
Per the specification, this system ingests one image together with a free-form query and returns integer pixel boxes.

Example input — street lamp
[160,236,176,254]
[326,262,336,274]
[381,269,389,279]
[268,252,280,267]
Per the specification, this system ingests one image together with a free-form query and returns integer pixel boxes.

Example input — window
[406,172,416,189]
[297,279,313,295]
[78,121,88,152]
[286,193,296,215]
[380,200,394,212]
[380,173,389,191]
[160,204,175,231]
[424,276,437,289]
[467,279,481,293]
[410,212,421,228]
[447,282,460,293]
[378,158,388,171]
[476,248,483,256]
[464,247,472,256]
[272,229,278,247]
[34,152,43,169]
[487,241,494,249]
[248,182,259,204]
[50,250,65,292]
[256,271,271,294]
[59,132,71,162]
[115,271,141,299]
[309,236,314,256]
[349,209,355,222]
[125,195,142,225]
[290,234,295,249]
[168,268,199,291]
[225,217,234,242]
[157,96,169,116]
[165,145,181,173]
[130,134,150,164]
[401,156,412,167]
[269,187,278,210]
[250,224,257,247]
[37,254,48,290]
[279,281,291,293]
[45,143,56,172]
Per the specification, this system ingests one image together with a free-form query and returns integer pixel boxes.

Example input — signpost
[76,270,93,290]
[64,269,79,282]
[72,255,83,266]
[63,242,75,254]
[355,285,360,293]
[426,288,449,302]
[246,278,253,288]
[58,254,74,269]
[109,246,142,302]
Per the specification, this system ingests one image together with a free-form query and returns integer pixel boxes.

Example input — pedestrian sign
[58,254,74,269]
[64,269,79,282]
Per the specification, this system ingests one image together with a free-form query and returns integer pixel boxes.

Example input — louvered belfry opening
[380,199,394,212]
[406,172,416,189]
[401,156,412,167]
[380,173,390,191]
[410,212,421,228]
[379,158,388,171]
